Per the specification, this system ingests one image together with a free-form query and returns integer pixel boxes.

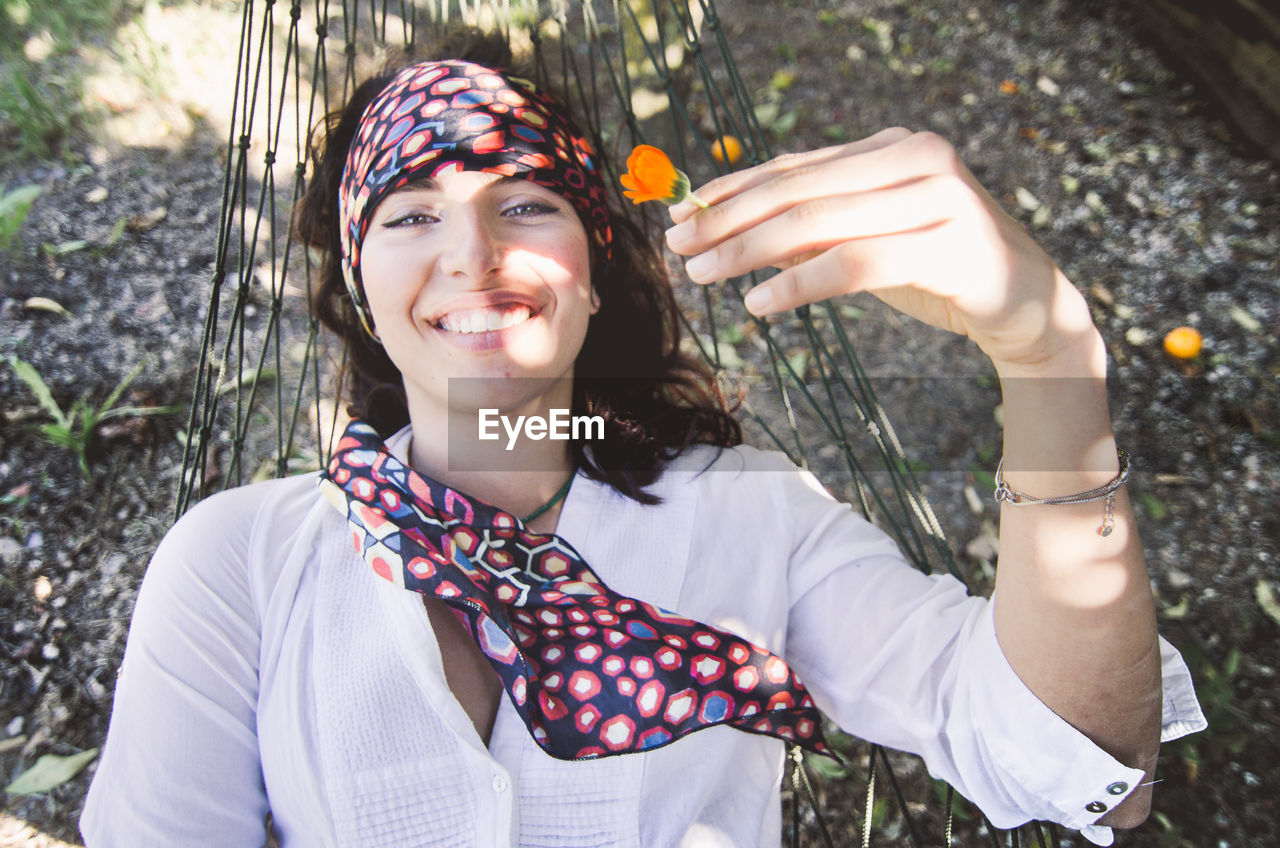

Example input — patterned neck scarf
[339,60,613,336]
[320,420,830,760]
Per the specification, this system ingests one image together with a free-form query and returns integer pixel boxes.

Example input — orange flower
[620,144,706,207]
[1163,326,1202,359]
[711,135,744,165]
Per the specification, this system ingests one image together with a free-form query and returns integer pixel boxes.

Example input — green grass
[0,0,141,160]
[0,183,40,250]
[5,354,184,480]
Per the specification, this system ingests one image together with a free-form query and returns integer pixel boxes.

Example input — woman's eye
[503,201,558,219]
[384,211,437,228]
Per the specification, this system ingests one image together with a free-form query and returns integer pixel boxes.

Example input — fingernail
[669,199,695,219]
[744,285,773,314]
[684,251,715,281]
[665,220,694,249]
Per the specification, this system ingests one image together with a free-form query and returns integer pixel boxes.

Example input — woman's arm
[663,129,1162,824]
[989,302,1161,826]
[81,492,270,846]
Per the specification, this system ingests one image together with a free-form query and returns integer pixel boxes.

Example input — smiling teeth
[438,305,533,334]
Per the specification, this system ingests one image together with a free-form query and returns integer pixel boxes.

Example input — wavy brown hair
[293,28,740,504]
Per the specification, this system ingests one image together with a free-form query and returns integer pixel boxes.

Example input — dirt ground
[1,0,1277,845]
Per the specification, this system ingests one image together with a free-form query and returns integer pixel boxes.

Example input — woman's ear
[590,286,601,314]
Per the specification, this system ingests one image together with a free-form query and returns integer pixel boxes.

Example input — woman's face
[358,169,597,416]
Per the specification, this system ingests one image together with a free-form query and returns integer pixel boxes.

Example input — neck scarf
[320,420,830,760]
[339,60,613,337]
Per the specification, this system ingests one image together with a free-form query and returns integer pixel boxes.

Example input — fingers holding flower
[650,130,1097,374]
[620,145,706,207]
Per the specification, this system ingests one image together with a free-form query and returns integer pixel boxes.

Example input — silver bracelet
[993,449,1131,537]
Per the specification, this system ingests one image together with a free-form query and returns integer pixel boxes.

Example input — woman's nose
[437,209,502,282]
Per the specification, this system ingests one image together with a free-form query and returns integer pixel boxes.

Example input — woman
[81,29,1203,847]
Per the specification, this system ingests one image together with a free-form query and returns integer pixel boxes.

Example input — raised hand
[663,128,1097,375]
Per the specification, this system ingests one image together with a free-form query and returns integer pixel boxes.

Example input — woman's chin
[431,372,575,417]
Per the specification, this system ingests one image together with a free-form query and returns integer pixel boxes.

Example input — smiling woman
[295,32,739,504]
[78,24,1204,848]
[358,171,597,452]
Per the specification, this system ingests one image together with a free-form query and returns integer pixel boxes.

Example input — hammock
[178,1,1060,844]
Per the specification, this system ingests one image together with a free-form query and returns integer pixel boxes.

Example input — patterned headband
[338,60,613,336]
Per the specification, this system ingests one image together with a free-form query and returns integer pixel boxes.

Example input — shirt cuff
[964,602,1206,842]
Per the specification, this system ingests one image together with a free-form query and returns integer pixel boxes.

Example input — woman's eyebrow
[388,178,440,194]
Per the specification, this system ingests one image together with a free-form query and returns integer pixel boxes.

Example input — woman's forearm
[990,289,1162,826]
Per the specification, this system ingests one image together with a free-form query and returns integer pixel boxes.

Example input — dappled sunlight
[82,3,244,151]
[1006,514,1139,612]
[80,1,328,183]
[0,812,80,847]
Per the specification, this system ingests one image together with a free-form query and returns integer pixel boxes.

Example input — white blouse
[81,430,1204,847]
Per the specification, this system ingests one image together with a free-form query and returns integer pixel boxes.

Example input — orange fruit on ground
[1162,326,1202,359]
[711,135,744,165]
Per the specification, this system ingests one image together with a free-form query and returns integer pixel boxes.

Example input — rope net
[178,0,1059,843]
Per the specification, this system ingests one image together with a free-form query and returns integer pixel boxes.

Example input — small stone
[85,187,109,204]
[1113,303,1136,320]
[963,485,984,515]
[966,532,999,562]
[1125,326,1150,346]
[0,537,21,564]
[41,643,60,661]
[1166,569,1193,589]
[1035,75,1060,97]
[1014,187,1041,211]
[101,553,128,578]
[32,575,52,603]
[1228,305,1261,332]
[26,530,43,550]
[5,717,23,737]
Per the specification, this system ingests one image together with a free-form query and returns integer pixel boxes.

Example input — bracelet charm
[993,449,1131,537]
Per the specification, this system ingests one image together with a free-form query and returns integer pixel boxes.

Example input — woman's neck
[404,389,579,529]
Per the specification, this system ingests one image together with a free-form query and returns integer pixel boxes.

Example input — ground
[0,0,1276,845]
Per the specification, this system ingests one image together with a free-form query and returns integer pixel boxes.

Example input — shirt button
[1085,801,1107,814]
[491,774,509,793]
[1106,781,1129,796]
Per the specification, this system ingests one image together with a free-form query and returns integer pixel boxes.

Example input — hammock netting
[178,1,1063,844]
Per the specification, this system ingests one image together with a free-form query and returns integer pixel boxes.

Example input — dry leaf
[0,735,28,755]
[22,297,71,317]
[1256,579,1280,628]
[4,748,99,795]
[127,207,168,233]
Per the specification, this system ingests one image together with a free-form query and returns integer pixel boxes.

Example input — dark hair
[293,27,741,504]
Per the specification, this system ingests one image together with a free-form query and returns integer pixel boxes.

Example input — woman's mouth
[435,304,535,334]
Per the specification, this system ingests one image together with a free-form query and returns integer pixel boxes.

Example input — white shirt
[81,431,1204,846]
